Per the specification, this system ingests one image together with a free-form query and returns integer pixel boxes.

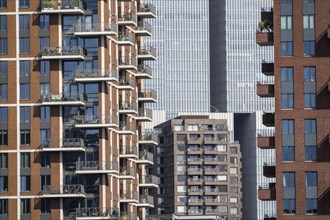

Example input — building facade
[0,0,158,219]
[152,115,242,220]
[256,0,330,219]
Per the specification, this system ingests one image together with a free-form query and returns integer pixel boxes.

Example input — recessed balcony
[187,157,203,165]
[139,175,159,188]
[203,157,220,164]
[261,61,274,76]
[205,208,220,215]
[137,195,154,208]
[257,83,274,97]
[118,13,137,26]
[75,208,119,220]
[257,134,275,149]
[119,102,138,114]
[187,178,203,185]
[258,183,276,201]
[119,166,135,179]
[40,185,85,198]
[73,23,117,37]
[40,138,86,152]
[118,57,137,70]
[40,93,87,106]
[204,167,219,175]
[137,3,156,18]
[138,46,157,60]
[40,0,88,14]
[117,77,134,90]
[131,22,152,36]
[204,178,219,185]
[263,162,276,178]
[138,151,154,165]
[119,146,138,159]
[73,115,118,129]
[204,198,221,205]
[120,191,139,203]
[139,132,158,145]
[263,113,275,127]
[75,161,119,174]
[138,89,157,103]
[135,65,152,79]
[135,108,152,122]
[75,69,118,82]
[261,7,273,22]
[117,122,135,135]
[41,46,87,60]
[256,32,274,46]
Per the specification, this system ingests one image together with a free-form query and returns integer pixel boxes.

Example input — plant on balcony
[42,0,55,9]
[258,19,273,33]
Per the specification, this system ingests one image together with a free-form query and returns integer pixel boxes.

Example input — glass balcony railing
[138,108,152,119]
[139,175,159,185]
[75,161,118,172]
[120,191,139,201]
[41,185,85,195]
[137,65,152,78]
[135,22,152,33]
[74,23,117,34]
[40,93,87,103]
[138,46,156,59]
[138,89,157,101]
[118,13,137,24]
[138,3,156,16]
[41,138,85,150]
[41,0,85,12]
[119,102,138,112]
[139,132,157,143]
[120,146,138,156]
[119,166,135,176]
[75,69,118,80]
[74,115,118,126]
[118,57,137,68]
[41,46,86,58]
[139,195,154,206]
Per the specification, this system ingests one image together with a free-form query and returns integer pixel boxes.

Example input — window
[0,153,7,168]
[230,207,238,215]
[283,172,296,214]
[40,152,50,167]
[280,15,292,29]
[40,129,50,144]
[283,199,296,214]
[304,67,316,108]
[282,146,295,161]
[217,144,226,152]
[304,93,316,109]
[306,172,317,213]
[40,61,50,76]
[173,125,183,131]
[20,84,30,100]
[19,15,29,30]
[39,15,49,30]
[303,15,314,29]
[282,67,293,82]
[187,125,198,131]
[40,37,50,50]
[305,145,316,161]
[40,83,50,97]
[282,93,294,109]
[20,153,30,168]
[0,0,6,9]
[19,61,30,77]
[0,130,7,146]
[305,119,316,134]
[40,106,50,122]
[20,176,30,191]
[0,38,7,54]
[20,130,30,145]
[304,41,315,56]
[306,171,317,186]
[306,198,317,214]
[0,61,7,77]
[230,147,237,154]
[0,176,7,192]
[0,199,7,215]
[19,0,29,8]
[230,167,237,174]
[20,107,30,123]
[21,199,30,214]
[40,199,50,213]
[283,172,295,187]
[0,16,6,31]
[0,107,7,123]
[230,157,237,164]
[282,120,294,135]
[281,41,293,56]
[0,84,7,100]
[281,67,294,109]
[20,37,30,54]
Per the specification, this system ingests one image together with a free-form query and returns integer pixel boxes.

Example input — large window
[40,106,50,122]
[0,130,7,146]
[40,83,50,97]
[0,16,7,54]
[304,41,315,56]
[0,0,6,9]
[0,107,7,123]
[19,37,30,54]
[282,146,294,161]
[0,176,7,192]
[281,67,294,109]
[19,61,30,77]
[40,37,50,50]
[283,172,296,214]
[39,15,49,30]
[305,119,316,134]
[20,84,30,100]
[40,61,50,76]
[305,145,316,161]
[280,15,292,29]
[19,0,29,8]
[20,153,30,168]
[20,130,30,145]
[21,199,30,214]
[306,172,317,214]
[0,199,8,215]
[40,152,50,167]
[0,62,7,77]
[281,41,293,56]
[0,153,7,168]
[282,120,294,135]
[40,129,50,144]
[303,15,314,29]
[0,38,7,54]
[304,67,316,109]
[40,199,50,213]
[0,16,6,31]
[20,176,30,192]
[20,106,30,123]
[0,84,7,100]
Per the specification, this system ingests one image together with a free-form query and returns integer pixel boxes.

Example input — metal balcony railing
[118,13,137,24]
[188,209,202,214]
[138,3,156,15]
[205,188,219,193]
[138,89,157,99]
[120,191,139,200]
[189,178,203,182]
[40,93,87,102]
[41,0,85,11]
[139,175,159,185]
[119,102,138,111]
[76,69,118,79]
[119,122,135,132]
[74,115,118,125]
[118,77,134,87]
[138,46,156,57]
[188,188,203,193]
[187,158,202,162]
[187,168,203,172]
[136,22,152,33]
[76,161,118,171]
[205,209,218,213]
[139,151,153,162]
[74,23,117,33]
[139,132,157,142]
[41,46,86,57]
[41,138,84,148]
[120,166,135,176]
[118,57,137,67]
[138,108,152,118]
[118,32,134,42]
[120,146,138,156]
[41,185,85,195]
[139,195,154,205]
[137,65,152,77]
[75,208,119,218]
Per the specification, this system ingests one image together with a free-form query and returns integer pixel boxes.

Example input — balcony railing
[138,108,152,119]
[74,22,117,34]
[118,13,137,24]
[187,168,203,172]
[135,22,152,34]
[118,32,134,44]
[139,175,159,185]
[139,195,154,206]
[75,208,119,218]
[41,185,85,195]
[75,69,118,80]
[40,93,86,103]
[119,102,138,112]
[120,146,138,156]
[41,138,85,150]
[120,166,135,176]
[41,0,85,12]
[74,115,118,126]
[41,46,86,58]
[138,46,156,59]
[120,212,136,220]
[119,122,135,133]
[138,3,156,17]
[138,89,157,101]
[136,65,152,78]
[120,191,139,201]
[76,161,118,172]
[118,77,134,88]
[188,209,203,214]
[118,57,137,68]
[139,151,153,163]
[139,132,158,143]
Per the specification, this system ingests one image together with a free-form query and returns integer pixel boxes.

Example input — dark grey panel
[282,134,294,146]
[40,213,51,220]
[19,30,30,38]
[0,77,7,84]
[40,121,50,129]
[0,30,6,38]
[40,167,51,175]
[282,82,293,93]
[306,186,317,198]
[0,123,7,129]
[40,75,50,83]
[305,133,316,145]
[280,29,293,41]
[0,168,8,176]
[303,2,314,14]
[283,187,295,199]
[20,214,30,220]
[303,29,315,41]
[0,214,8,220]
[280,3,292,15]
[20,168,30,175]
[19,76,30,84]
[304,81,316,93]
[20,122,30,130]
[39,30,50,37]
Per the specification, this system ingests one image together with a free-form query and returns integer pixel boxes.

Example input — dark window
[0,0,7,9]
[40,106,50,122]
[306,171,317,186]
[0,84,7,100]
[40,129,50,144]
[281,41,293,56]
[19,61,30,77]
[20,199,30,214]
[20,84,30,100]
[40,61,50,76]
[0,107,7,123]
[0,38,7,54]
[40,175,50,188]
[39,15,49,30]
[20,106,30,123]
[0,130,7,146]
[281,67,293,82]
[0,15,6,31]
[20,176,30,191]
[19,37,30,54]
[40,83,50,96]
[306,198,317,214]
[20,153,30,168]
[0,153,7,168]
[282,94,293,109]
[283,172,296,213]
[20,130,30,145]
[40,152,50,167]
[282,146,294,161]
[305,119,316,134]
[40,199,50,213]
[19,0,29,8]
[0,199,8,214]
[282,120,294,135]
[40,37,50,50]
[283,199,296,214]
[0,61,7,77]
[0,176,8,192]
[306,172,317,213]
[304,41,315,56]
[305,145,316,161]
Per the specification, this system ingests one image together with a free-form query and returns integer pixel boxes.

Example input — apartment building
[152,115,242,220]
[256,0,330,219]
[0,0,158,219]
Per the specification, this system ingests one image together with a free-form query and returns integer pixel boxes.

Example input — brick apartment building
[0,0,158,219]
[256,0,330,219]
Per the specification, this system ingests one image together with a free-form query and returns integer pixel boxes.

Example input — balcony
[119,166,135,179]
[204,188,220,195]
[258,184,276,201]
[41,138,86,152]
[73,23,117,37]
[132,22,152,36]
[120,191,139,203]
[40,185,85,198]
[74,115,118,129]
[139,132,158,145]
[187,178,203,185]
[139,175,159,188]
[137,3,156,18]
[204,147,219,154]
[263,163,276,178]
[75,69,118,82]
[40,93,86,106]
[137,195,154,207]
[205,209,219,215]
[257,82,274,97]
[256,32,274,46]
[118,57,137,70]
[204,178,219,185]
[187,168,203,175]
[264,214,276,220]
[187,157,203,164]
[138,89,157,103]
[261,61,274,76]
[41,46,87,60]
[119,102,138,114]
[116,32,134,46]
[75,161,119,174]
[117,77,134,90]
[187,209,203,215]
[187,147,203,154]
[120,212,136,220]
[135,65,152,79]
[263,113,275,127]
[119,146,138,159]
[135,108,152,122]
[138,47,157,60]
[257,134,275,149]
[41,0,87,14]
[204,157,220,164]
[117,122,135,135]
[75,208,119,220]
[188,199,203,205]
[118,13,137,26]
[205,198,221,205]
[204,167,219,174]
[138,151,154,165]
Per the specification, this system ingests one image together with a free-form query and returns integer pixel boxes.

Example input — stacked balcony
[118,13,137,26]
[75,161,119,174]
[139,132,158,145]
[262,113,275,127]
[257,133,275,149]
[138,89,157,103]
[139,175,159,188]
[137,195,154,208]
[137,3,156,18]
[138,151,154,165]
[74,115,118,128]
[117,32,134,46]
[119,166,135,179]
[41,0,88,14]
[73,23,117,37]
[257,82,274,97]
[188,198,203,206]
[118,57,137,70]
[75,207,119,219]
[261,61,274,76]
[120,191,139,203]
[40,138,86,152]
[119,102,138,114]
[133,22,152,36]
[135,65,153,79]
[135,108,152,122]
[258,183,276,201]
[119,146,138,159]
[41,46,87,60]
[138,46,157,60]
[75,69,118,82]
[40,185,85,198]
[118,77,135,90]
[263,162,276,178]
[118,121,135,135]
[40,93,87,106]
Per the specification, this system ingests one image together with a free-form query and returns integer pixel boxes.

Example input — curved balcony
[118,57,137,70]
[40,93,87,106]
[135,108,152,122]
[139,175,159,188]
[138,151,154,165]
[119,102,138,114]
[75,161,119,174]
[40,185,85,198]
[120,191,139,203]
[132,22,152,36]
[73,23,117,37]
[119,166,135,179]
[74,115,118,129]
[139,132,158,145]
[137,195,154,208]
[75,69,118,82]
[41,46,87,60]
[118,13,137,26]
[119,146,138,159]
[75,207,119,220]
[40,138,86,152]
[41,0,87,14]
[135,65,152,79]
[137,4,156,18]
[138,46,156,60]
[138,90,157,104]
